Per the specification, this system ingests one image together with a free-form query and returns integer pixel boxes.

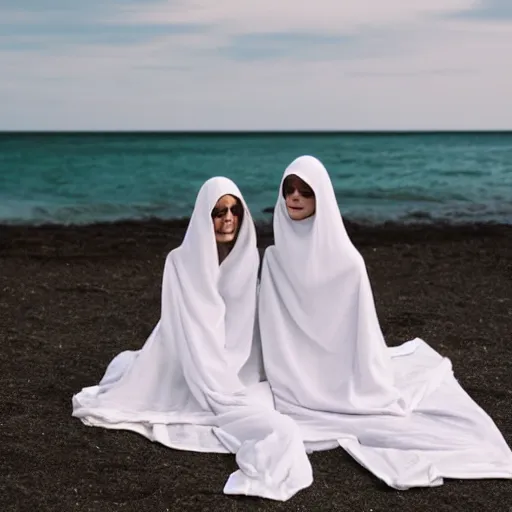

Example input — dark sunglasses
[282,184,315,199]
[211,203,244,219]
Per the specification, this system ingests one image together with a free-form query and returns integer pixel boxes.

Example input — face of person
[211,194,244,244]
[282,174,316,221]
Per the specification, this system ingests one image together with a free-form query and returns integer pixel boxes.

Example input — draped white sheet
[259,155,512,489]
[72,177,312,501]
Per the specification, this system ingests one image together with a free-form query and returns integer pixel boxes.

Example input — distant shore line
[2,217,511,244]
[2,130,512,136]
[2,217,511,229]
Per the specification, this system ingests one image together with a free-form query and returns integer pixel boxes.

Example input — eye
[211,203,243,219]
[232,203,244,217]
[211,207,228,219]
[300,190,314,198]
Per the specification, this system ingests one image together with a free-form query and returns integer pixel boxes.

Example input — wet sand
[1,219,511,511]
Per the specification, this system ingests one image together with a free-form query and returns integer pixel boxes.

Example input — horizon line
[1,129,512,135]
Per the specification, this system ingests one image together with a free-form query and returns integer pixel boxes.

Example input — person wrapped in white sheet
[258,155,512,489]
[72,177,312,501]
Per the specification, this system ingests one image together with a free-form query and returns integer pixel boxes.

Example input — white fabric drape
[258,155,512,489]
[72,177,312,500]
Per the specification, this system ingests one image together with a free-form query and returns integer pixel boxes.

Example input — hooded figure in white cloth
[72,177,313,501]
[258,155,512,489]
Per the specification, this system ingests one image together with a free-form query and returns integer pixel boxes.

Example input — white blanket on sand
[258,155,512,490]
[72,177,313,501]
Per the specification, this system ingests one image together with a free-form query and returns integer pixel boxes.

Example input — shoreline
[1,216,510,230]
[2,218,511,257]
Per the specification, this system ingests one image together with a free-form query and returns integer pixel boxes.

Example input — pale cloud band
[0,0,511,130]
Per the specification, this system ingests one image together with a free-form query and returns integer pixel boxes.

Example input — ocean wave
[346,204,512,225]
[333,187,472,203]
[435,169,486,177]
[0,202,189,226]
[2,199,510,226]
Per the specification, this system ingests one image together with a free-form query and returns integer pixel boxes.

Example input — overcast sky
[1,0,511,130]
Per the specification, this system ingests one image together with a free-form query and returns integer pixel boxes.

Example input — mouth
[217,229,235,235]
[288,206,303,211]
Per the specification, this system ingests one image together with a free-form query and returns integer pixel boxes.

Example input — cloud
[0,1,478,59]
[0,2,207,52]
[0,24,206,53]
[114,0,476,34]
[0,0,511,130]
[348,69,476,77]
[0,0,144,13]
[449,0,512,20]
[217,33,357,62]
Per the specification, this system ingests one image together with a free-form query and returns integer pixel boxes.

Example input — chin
[216,233,236,243]
[287,208,308,221]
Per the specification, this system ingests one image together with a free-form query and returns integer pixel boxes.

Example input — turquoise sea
[0,132,511,225]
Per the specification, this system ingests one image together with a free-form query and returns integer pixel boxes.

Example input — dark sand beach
[1,219,511,511]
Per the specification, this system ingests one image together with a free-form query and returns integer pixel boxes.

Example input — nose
[291,190,301,200]
[223,209,234,223]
